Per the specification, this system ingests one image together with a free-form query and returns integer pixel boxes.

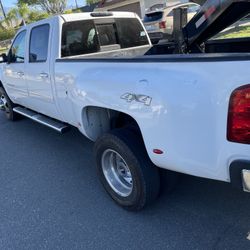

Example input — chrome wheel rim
[101,149,133,197]
[0,94,9,113]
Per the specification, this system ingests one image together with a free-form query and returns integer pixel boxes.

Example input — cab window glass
[87,28,97,47]
[96,23,118,46]
[61,18,149,57]
[116,18,148,48]
[61,20,99,57]
[29,24,50,62]
[9,30,26,63]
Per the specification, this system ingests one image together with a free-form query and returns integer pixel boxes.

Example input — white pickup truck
[1,2,250,210]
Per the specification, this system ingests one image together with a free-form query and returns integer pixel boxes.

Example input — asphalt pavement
[1,112,250,250]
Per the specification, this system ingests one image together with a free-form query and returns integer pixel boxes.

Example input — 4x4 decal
[120,93,152,106]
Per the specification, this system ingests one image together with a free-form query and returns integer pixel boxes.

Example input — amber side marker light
[227,84,250,144]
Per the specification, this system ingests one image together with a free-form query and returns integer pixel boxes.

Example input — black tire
[94,128,160,211]
[0,87,19,121]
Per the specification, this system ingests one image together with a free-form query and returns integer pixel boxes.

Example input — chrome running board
[13,107,70,133]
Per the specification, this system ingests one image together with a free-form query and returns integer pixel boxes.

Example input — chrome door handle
[17,71,24,77]
[40,72,49,78]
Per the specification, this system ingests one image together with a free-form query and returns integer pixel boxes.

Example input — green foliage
[215,25,250,40]
[64,9,73,14]
[17,0,68,14]
[72,9,82,13]
[86,0,100,5]
[0,28,16,41]
[18,0,38,5]
[27,11,50,23]
[0,47,7,53]
[17,3,30,20]
[211,23,250,40]
[0,3,51,41]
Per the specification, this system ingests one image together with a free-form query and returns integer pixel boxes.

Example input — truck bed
[54,54,250,182]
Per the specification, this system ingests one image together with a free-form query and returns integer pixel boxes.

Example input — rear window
[116,19,148,48]
[96,23,118,46]
[61,20,99,57]
[61,18,148,57]
[143,12,163,22]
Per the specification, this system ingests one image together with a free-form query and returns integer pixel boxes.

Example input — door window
[9,30,26,63]
[29,24,50,62]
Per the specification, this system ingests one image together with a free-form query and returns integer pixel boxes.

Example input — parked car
[143,2,200,44]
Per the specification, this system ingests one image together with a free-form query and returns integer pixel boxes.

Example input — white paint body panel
[3,63,27,104]
[54,59,250,182]
[24,19,61,119]
[1,12,250,184]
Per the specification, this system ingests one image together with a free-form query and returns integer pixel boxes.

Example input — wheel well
[81,106,141,141]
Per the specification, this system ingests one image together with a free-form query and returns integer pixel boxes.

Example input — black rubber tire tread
[0,87,19,121]
[94,128,160,211]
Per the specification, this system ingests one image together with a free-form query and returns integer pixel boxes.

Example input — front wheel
[0,87,19,121]
[94,128,160,211]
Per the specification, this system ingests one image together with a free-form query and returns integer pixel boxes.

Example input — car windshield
[143,11,163,22]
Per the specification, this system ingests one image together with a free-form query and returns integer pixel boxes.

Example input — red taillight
[227,84,250,144]
[159,21,166,29]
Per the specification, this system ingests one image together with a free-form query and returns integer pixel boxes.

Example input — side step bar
[13,107,70,133]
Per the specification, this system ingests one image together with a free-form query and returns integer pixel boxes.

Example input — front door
[3,30,28,105]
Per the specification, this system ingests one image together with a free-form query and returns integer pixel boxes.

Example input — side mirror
[1,53,8,63]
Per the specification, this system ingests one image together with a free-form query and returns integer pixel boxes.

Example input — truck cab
[1,12,151,121]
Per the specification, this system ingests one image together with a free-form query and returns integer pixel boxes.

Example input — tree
[5,8,18,27]
[0,3,50,41]
[0,27,15,41]
[18,0,68,14]
[17,3,30,20]
[27,11,49,23]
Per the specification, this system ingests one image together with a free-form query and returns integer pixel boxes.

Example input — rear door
[25,23,60,119]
